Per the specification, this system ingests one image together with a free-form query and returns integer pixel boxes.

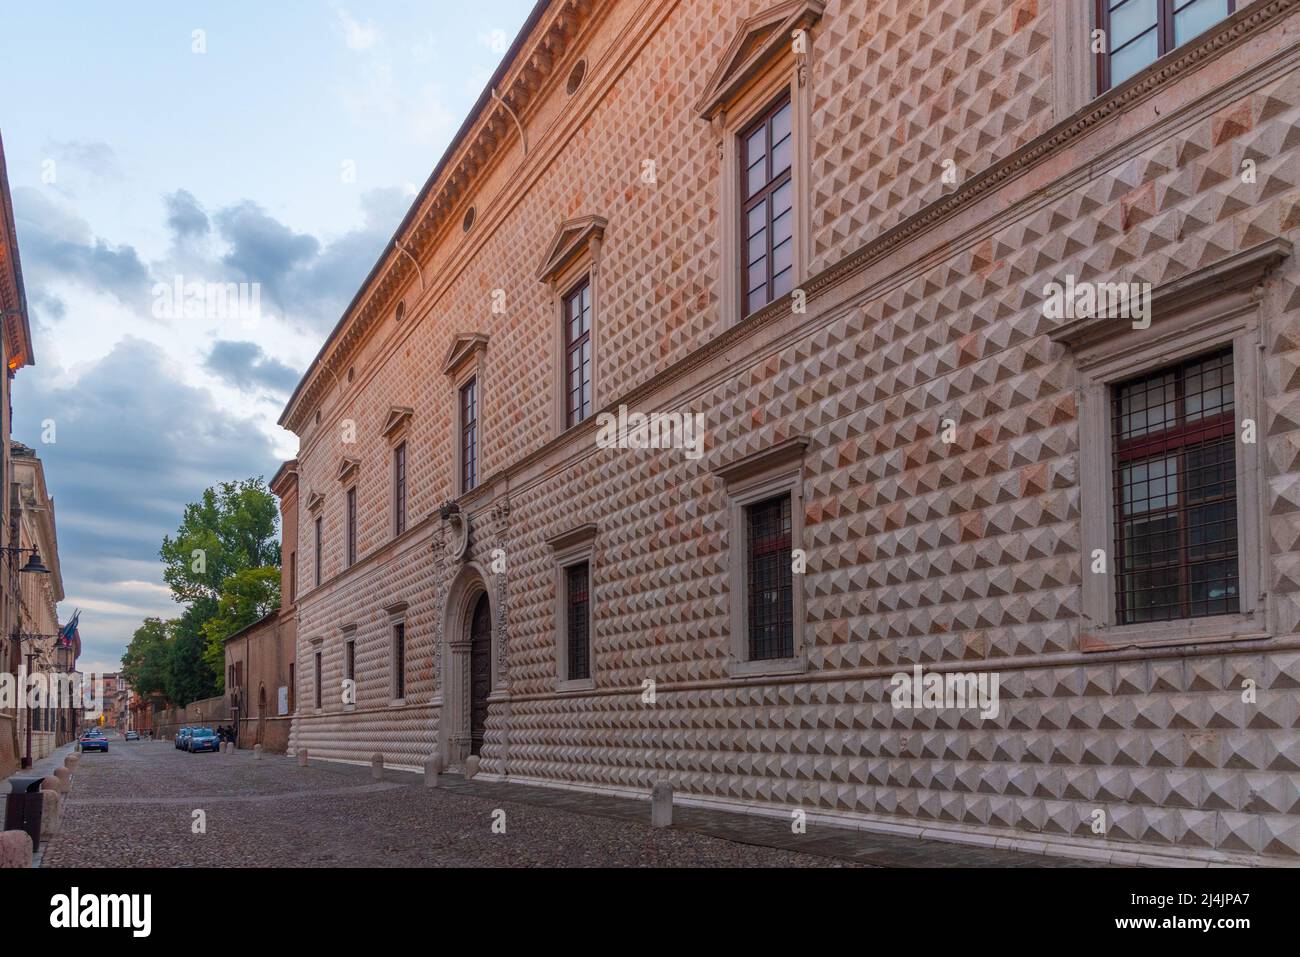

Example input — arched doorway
[469,593,492,757]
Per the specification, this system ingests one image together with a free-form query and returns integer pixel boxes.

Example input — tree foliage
[159,479,280,605]
[201,567,281,683]
[122,477,281,706]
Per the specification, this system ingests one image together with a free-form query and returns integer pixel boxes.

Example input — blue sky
[0,1,535,672]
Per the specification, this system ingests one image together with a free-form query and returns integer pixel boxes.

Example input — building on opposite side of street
[223,609,295,753]
[277,1,1300,864]
[10,441,73,758]
[0,130,36,777]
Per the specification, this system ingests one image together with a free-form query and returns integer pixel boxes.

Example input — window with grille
[313,652,322,710]
[745,494,794,660]
[564,279,592,427]
[289,550,296,602]
[740,92,794,316]
[392,623,406,699]
[1097,0,1235,91]
[314,517,322,586]
[461,377,478,493]
[345,487,357,567]
[566,562,591,681]
[345,638,355,682]
[1112,348,1238,624]
[394,443,407,536]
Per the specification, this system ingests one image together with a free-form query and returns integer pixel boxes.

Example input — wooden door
[469,594,492,757]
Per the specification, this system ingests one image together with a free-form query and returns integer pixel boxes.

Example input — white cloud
[335,6,379,51]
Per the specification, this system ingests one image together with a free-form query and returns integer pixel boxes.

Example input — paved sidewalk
[433,774,1100,868]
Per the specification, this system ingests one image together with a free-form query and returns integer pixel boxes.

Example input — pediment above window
[442,333,488,378]
[1049,238,1292,351]
[381,406,414,441]
[305,490,325,514]
[336,458,360,483]
[536,215,608,285]
[695,0,823,120]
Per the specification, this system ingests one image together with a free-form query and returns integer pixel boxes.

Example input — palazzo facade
[279,0,1300,863]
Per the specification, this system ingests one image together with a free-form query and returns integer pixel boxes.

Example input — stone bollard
[64,753,79,768]
[650,781,674,828]
[370,753,384,780]
[40,776,62,797]
[0,831,33,869]
[297,748,308,767]
[39,790,63,840]
[463,755,480,780]
[52,767,72,793]
[424,754,442,787]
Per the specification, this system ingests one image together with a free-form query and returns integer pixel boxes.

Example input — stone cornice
[282,0,603,433]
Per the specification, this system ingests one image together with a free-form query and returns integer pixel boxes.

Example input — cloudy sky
[0,0,533,672]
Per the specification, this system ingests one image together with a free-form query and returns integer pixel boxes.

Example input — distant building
[224,610,294,753]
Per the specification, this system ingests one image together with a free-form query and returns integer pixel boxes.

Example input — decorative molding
[536,215,607,284]
[383,600,410,617]
[442,332,489,377]
[547,523,599,552]
[694,0,824,120]
[305,490,325,514]
[381,406,414,440]
[713,436,810,487]
[1050,238,1293,349]
[335,458,361,484]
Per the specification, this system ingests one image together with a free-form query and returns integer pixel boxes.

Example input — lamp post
[5,543,55,767]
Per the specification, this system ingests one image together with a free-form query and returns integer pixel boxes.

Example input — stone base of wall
[288,703,439,770]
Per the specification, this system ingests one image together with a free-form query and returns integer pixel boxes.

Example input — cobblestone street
[39,735,853,868]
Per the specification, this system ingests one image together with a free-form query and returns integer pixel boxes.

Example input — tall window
[1112,348,1238,624]
[313,652,322,710]
[564,279,592,427]
[289,662,295,712]
[745,494,794,660]
[392,623,406,700]
[740,93,794,316]
[345,637,356,683]
[393,443,407,536]
[1098,0,1235,90]
[345,487,357,567]
[565,562,591,681]
[314,517,323,586]
[461,377,478,493]
[289,550,297,602]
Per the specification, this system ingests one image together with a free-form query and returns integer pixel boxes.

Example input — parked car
[78,731,108,753]
[175,727,194,750]
[186,727,220,753]
[124,730,139,741]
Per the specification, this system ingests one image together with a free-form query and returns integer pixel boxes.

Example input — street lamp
[1,545,50,575]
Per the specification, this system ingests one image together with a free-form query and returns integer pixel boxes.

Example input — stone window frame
[548,523,598,693]
[538,216,606,437]
[392,441,408,539]
[697,1,820,327]
[1094,0,1238,95]
[342,626,357,712]
[387,602,409,705]
[344,484,358,568]
[1057,240,1289,652]
[713,437,810,677]
[313,515,323,588]
[312,641,323,713]
[443,334,487,498]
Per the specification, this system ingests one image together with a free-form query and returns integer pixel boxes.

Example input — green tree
[120,618,171,698]
[159,479,280,606]
[200,566,281,687]
[165,598,219,707]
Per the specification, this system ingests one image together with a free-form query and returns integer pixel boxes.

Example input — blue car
[79,731,108,753]
[186,727,219,753]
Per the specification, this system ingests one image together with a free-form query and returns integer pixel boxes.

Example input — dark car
[78,731,108,753]
[186,727,220,753]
